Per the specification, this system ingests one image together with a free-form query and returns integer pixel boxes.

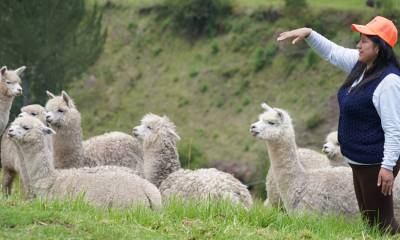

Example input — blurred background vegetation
[1,0,399,198]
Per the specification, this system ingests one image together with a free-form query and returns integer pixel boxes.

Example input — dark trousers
[350,161,400,235]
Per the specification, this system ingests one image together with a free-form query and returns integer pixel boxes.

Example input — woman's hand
[377,167,394,196]
[277,28,313,44]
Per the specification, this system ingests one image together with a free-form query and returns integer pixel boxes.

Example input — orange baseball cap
[351,16,398,48]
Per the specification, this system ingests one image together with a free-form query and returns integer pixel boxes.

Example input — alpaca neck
[52,121,84,168]
[15,138,56,196]
[0,93,14,133]
[265,130,305,198]
[330,153,345,167]
[144,138,181,187]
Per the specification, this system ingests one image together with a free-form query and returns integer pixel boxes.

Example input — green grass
[0,190,395,240]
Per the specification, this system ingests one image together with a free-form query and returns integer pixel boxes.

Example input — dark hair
[341,35,400,93]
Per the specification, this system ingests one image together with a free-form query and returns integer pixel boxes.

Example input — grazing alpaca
[133,113,253,209]
[8,116,162,209]
[251,103,358,215]
[45,91,143,175]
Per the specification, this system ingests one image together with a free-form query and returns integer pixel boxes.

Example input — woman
[277,16,400,234]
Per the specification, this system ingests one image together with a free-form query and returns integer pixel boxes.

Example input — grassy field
[0,191,395,240]
[2,1,400,239]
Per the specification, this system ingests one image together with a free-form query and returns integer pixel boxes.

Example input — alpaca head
[0,66,25,97]
[45,90,79,129]
[133,113,180,146]
[250,102,293,141]
[8,115,55,144]
[322,131,341,159]
[19,104,47,124]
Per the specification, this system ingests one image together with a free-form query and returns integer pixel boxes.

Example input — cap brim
[351,24,377,35]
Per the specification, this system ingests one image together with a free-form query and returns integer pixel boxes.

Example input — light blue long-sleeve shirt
[305,31,400,171]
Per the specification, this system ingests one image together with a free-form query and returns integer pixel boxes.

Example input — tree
[0,0,106,114]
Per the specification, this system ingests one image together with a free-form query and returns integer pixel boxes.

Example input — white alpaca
[265,132,350,208]
[133,113,253,209]
[0,66,25,135]
[322,131,347,166]
[251,103,358,215]
[45,91,143,174]
[8,116,162,209]
[1,104,52,196]
[264,148,332,208]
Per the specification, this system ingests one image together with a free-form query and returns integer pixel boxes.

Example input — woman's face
[356,34,379,65]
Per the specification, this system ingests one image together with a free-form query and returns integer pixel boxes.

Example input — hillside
[68,0,386,194]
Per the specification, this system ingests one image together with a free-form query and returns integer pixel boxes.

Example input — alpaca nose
[132,127,138,136]
[322,145,328,151]
[16,87,23,95]
[7,129,15,137]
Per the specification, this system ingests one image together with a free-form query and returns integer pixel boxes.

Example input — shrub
[211,42,220,55]
[376,0,400,20]
[178,140,208,169]
[161,0,232,36]
[284,0,308,17]
[306,112,325,130]
[200,84,209,93]
[242,95,251,107]
[305,50,318,70]
[254,43,278,72]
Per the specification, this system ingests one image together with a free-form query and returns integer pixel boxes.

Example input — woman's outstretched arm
[278,28,359,73]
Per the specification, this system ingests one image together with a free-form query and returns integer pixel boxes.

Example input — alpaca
[0,66,25,136]
[8,116,162,209]
[133,113,253,209]
[1,104,51,196]
[264,148,332,208]
[45,91,143,174]
[19,104,48,123]
[251,103,358,215]
[322,131,347,166]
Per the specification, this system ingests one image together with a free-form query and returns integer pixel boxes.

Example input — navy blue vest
[337,64,400,164]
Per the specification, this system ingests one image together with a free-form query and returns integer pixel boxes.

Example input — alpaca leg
[2,169,16,196]
[265,169,283,209]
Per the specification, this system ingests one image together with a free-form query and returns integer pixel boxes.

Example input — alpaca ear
[42,126,56,135]
[0,66,7,77]
[275,109,284,121]
[15,66,26,76]
[261,102,273,111]
[61,90,72,107]
[169,129,181,141]
[46,90,56,99]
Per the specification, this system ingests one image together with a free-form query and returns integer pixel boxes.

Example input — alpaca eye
[58,109,64,113]
[267,121,276,125]
[5,81,11,84]
[22,126,30,130]
[31,112,37,116]
[147,126,152,130]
